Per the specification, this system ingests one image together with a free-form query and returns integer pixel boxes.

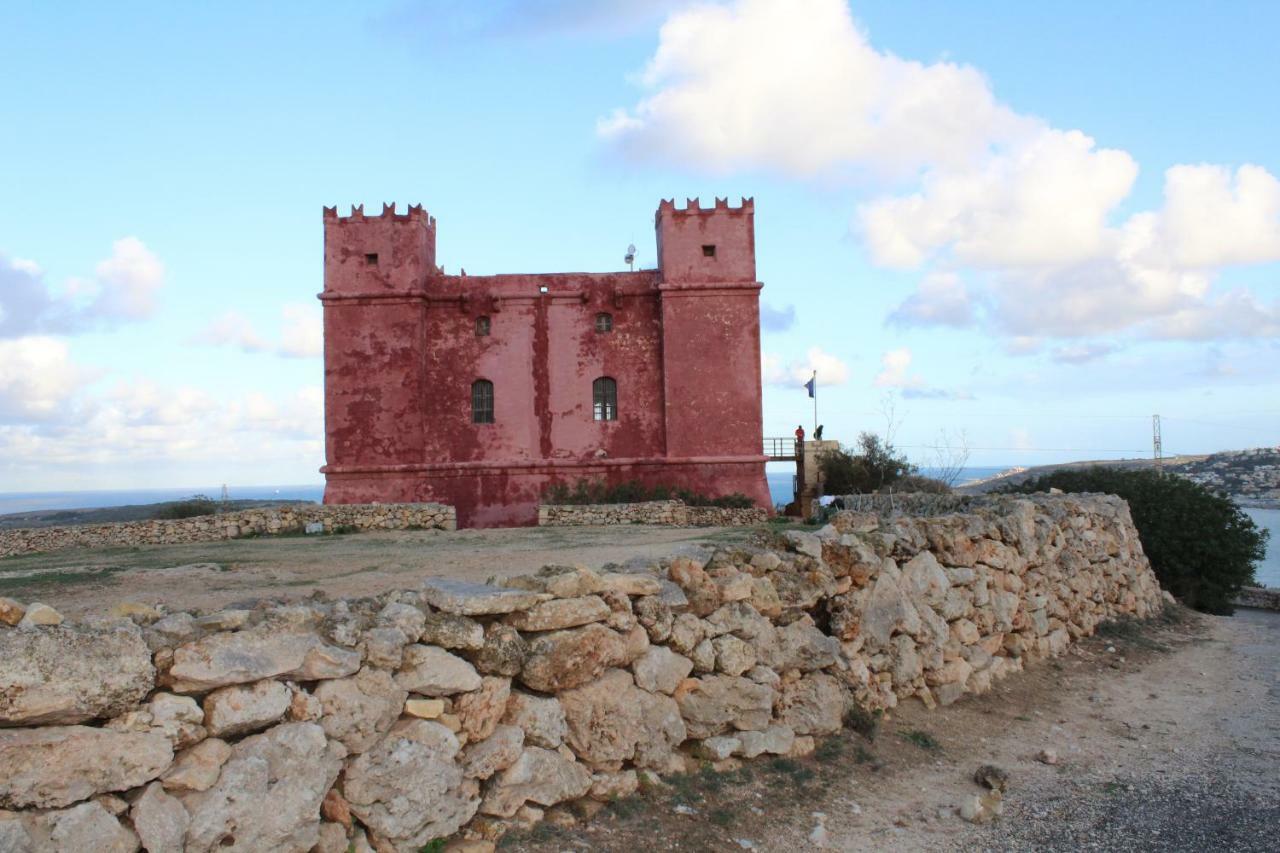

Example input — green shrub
[542,479,753,509]
[152,495,218,520]
[817,432,915,494]
[1002,467,1267,615]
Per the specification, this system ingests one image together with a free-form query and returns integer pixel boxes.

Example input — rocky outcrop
[0,494,1164,850]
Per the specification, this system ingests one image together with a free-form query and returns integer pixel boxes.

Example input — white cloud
[0,337,90,422]
[873,347,920,389]
[762,346,848,387]
[599,0,1026,178]
[91,237,165,320]
[195,303,322,358]
[1050,342,1118,364]
[605,0,1280,345]
[887,273,974,327]
[0,241,164,338]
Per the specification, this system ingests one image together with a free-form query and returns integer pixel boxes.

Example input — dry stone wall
[0,503,456,559]
[538,500,767,527]
[0,494,1164,851]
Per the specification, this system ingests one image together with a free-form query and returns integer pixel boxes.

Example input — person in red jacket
[795,424,805,444]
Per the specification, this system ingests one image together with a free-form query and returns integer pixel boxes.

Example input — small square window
[476,316,490,337]
[702,245,716,258]
[364,253,379,266]
[539,285,549,294]
[595,312,613,333]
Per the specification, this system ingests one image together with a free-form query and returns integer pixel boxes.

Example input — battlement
[323,202,436,228]
[656,197,754,222]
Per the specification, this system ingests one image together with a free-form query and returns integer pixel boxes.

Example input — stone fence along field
[0,503,456,558]
[0,494,1165,851]
[538,500,767,527]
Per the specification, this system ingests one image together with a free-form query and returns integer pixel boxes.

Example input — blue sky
[1,0,1277,491]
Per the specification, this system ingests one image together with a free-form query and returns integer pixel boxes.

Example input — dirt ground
[0,525,753,619]
[507,606,1280,852]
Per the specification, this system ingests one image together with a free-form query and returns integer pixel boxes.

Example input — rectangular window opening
[364,253,379,266]
[701,244,716,257]
[539,285,549,294]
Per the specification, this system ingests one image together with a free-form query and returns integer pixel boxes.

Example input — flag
[804,375,816,398]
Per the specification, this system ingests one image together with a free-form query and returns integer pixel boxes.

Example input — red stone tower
[320,198,770,527]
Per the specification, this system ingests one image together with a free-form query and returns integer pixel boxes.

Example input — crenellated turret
[323,202,436,294]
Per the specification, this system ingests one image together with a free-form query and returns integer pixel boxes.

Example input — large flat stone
[0,725,173,809]
[420,578,543,616]
[0,623,154,726]
[168,628,360,693]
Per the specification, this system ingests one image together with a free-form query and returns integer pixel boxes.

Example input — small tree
[1003,467,1267,615]
[818,432,916,494]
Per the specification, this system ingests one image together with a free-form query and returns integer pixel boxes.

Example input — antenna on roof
[625,243,636,271]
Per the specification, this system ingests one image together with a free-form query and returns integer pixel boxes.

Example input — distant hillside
[960,447,1279,509]
[0,498,317,531]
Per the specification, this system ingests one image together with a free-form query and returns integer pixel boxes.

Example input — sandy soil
[510,606,1279,852]
[0,525,753,619]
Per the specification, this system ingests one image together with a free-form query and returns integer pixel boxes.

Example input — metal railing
[763,437,798,459]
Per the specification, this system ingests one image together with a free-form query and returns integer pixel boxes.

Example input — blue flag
[804,376,816,398]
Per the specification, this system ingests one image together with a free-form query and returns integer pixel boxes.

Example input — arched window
[476,316,490,337]
[594,312,613,333]
[471,380,494,424]
[593,377,617,421]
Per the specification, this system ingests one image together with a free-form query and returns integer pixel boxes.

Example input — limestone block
[673,675,775,739]
[161,738,232,793]
[0,725,173,809]
[201,679,291,738]
[419,613,485,651]
[501,691,568,749]
[0,623,154,726]
[558,669,643,766]
[460,724,524,780]
[168,628,360,692]
[453,676,512,741]
[518,623,628,692]
[132,781,189,853]
[395,645,483,696]
[479,747,592,818]
[420,578,543,616]
[632,646,694,695]
[314,668,407,753]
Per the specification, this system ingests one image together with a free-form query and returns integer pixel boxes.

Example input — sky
[1,0,1278,492]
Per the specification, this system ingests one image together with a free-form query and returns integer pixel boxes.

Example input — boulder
[343,720,478,848]
[182,722,343,853]
[133,781,189,853]
[203,679,292,739]
[736,725,795,758]
[420,578,542,616]
[0,596,26,626]
[419,613,485,651]
[479,747,591,818]
[28,801,139,852]
[0,725,173,809]
[558,669,643,766]
[314,668,407,753]
[773,619,839,671]
[775,673,844,736]
[0,623,154,726]
[167,628,360,693]
[467,623,528,676]
[504,596,611,632]
[859,560,921,650]
[712,635,756,676]
[632,691,686,771]
[632,646,694,695]
[453,676,512,741]
[161,738,231,793]
[17,602,62,627]
[501,691,567,749]
[633,595,673,642]
[395,645,483,696]
[599,573,663,597]
[518,623,628,692]
[375,602,426,641]
[460,724,524,780]
[502,565,605,598]
[673,675,775,739]
[899,551,950,607]
[404,698,446,719]
[667,558,721,616]
[361,627,409,669]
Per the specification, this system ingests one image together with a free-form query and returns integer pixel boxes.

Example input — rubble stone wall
[0,503,456,559]
[0,494,1164,851]
[538,500,767,527]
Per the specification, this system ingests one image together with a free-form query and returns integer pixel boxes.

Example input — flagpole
[812,370,818,435]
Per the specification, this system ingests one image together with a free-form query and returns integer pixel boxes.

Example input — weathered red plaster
[320,198,770,527]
